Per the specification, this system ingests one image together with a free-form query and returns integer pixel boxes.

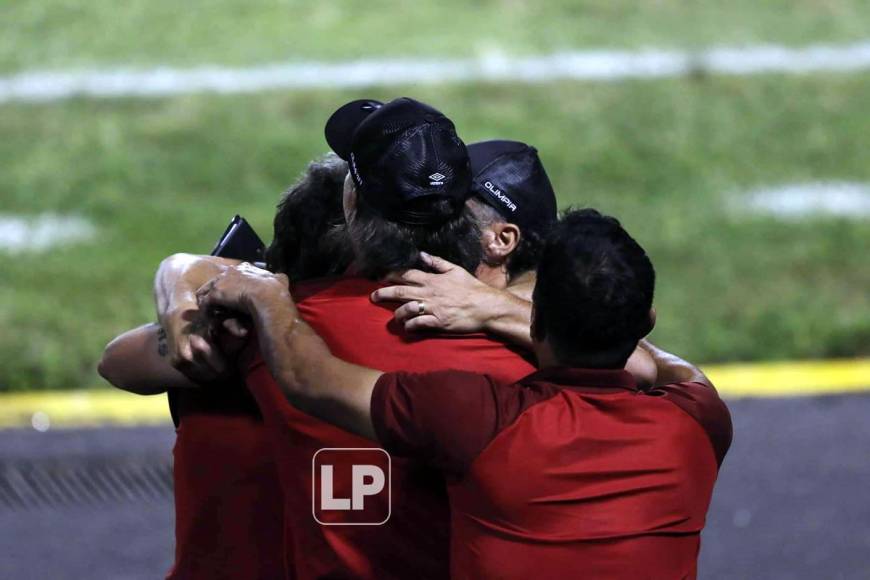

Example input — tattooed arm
[156,326,169,357]
[98,323,200,395]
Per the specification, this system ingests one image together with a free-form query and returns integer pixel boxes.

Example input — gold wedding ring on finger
[418,301,426,316]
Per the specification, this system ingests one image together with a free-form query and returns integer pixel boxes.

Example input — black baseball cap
[468,140,558,232]
[324,97,472,226]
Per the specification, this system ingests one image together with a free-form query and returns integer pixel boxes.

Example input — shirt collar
[521,366,639,393]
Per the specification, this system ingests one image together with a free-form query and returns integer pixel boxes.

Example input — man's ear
[482,222,521,265]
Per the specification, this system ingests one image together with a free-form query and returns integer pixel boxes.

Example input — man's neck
[505,271,535,301]
[533,341,557,369]
[475,263,509,290]
[533,340,629,371]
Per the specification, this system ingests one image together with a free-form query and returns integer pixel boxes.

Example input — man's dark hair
[468,198,547,279]
[532,208,655,368]
[266,153,354,279]
[348,187,484,279]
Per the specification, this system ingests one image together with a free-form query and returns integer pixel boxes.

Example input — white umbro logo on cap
[429,172,446,186]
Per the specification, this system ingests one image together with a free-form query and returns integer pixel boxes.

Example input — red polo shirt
[245,276,536,580]
[167,385,285,580]
[371,367,732,580]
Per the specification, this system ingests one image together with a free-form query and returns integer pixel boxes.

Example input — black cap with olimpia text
[468,140,558,233]
[324,97,473,226]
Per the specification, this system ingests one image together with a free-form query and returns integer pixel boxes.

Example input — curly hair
[347,188,484,280]
[265,153,354,280]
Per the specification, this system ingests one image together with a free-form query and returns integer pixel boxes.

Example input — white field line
[2,41,870,103]
[0,214,97,252]
[741,182,870,218]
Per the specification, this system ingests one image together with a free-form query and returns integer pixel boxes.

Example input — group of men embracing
[99,97,732,580]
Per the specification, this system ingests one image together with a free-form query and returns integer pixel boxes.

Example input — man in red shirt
[198,208,732,580]
[98,154,354,580]
[240,97,552,579]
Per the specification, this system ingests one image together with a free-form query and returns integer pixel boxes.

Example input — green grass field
[1,1,869,391]
[3,0,870,72]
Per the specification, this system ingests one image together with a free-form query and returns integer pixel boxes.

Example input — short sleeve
[371,370,501,479]
[653,382,733,467]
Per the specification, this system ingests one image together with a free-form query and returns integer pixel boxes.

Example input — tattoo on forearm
[157,326,169,357]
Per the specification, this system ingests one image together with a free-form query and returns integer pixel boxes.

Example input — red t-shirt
[245,277,536,580]
[167,385,285,580]
[372,367,732,580]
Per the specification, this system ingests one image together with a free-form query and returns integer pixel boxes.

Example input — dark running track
[1,393,869,580]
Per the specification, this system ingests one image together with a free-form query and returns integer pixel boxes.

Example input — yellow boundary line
[0,390,171,429]
[1,358,868,429]
[703,358,870,398]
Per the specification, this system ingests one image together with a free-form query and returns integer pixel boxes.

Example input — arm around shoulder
[195,264,384,439]
[639,339,714,390]
[98,323,198,395]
